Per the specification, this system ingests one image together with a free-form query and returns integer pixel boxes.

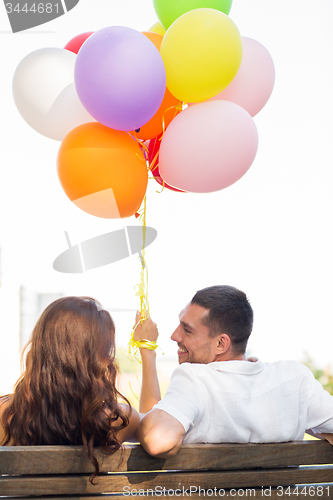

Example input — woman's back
[0,296,139,479]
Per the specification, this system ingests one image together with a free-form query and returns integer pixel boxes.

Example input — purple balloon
[74,26,166,131]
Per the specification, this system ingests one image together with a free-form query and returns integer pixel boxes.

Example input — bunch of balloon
[12,0,276,212]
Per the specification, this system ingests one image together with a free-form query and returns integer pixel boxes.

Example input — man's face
[171,303,219,364]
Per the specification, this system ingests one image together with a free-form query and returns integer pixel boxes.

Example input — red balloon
[148,135,185,193]
[64,32,94,54]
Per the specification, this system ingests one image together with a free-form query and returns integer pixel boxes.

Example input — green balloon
[153,0,233,30]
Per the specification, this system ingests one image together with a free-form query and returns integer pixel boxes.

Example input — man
[135,285,333,457]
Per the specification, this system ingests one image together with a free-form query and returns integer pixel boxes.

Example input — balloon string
[128,375,140,403]
[161,100,183,139]
[126,105,186,361]
[156,180,165,194]
[126,129,151,361]
[147,151,166,193]
[137,194,148,315]
[126,140,164,361]
[149,150,160,174]
[148,100,183,190]
[131,134,161,192]
[129,104,183,198]
[128,101,183,178]
[128,194,154,362]
[127,132,149,168]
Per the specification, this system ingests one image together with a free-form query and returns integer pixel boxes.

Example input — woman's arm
[114,403,140,442]
[305,428,333,445]
[321,433,333,445]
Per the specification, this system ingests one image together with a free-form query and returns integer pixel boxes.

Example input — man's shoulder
[172,360,311,379]
[268,359,309,371]
[172,363,199,375]
[170,362,209,379]
[264,359,312,380]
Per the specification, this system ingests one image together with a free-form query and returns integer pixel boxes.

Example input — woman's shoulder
[0,395,13,445]
[0,394,12,411]
[116,404,140,443]
[104,403,139,443]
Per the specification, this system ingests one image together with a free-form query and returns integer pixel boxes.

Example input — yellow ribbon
[126,152,161,360]
[128,318,160,363]
[126,125,178,361]
[161,100,183,138]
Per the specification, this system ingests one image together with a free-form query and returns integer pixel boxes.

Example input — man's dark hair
[191,285,253,355]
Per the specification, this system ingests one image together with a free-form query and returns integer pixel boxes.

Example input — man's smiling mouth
[178,345,188,354]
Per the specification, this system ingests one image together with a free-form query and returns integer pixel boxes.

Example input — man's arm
[139,348,161,413]
[303,366,333,445]
[138,409,185,458]
[134,312,161,413]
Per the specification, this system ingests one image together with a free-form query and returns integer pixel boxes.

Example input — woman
[0,296,141,481]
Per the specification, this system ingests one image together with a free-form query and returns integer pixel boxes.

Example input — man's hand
[134,311,159,344]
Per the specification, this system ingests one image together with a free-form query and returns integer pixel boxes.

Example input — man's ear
[215,334,231,354]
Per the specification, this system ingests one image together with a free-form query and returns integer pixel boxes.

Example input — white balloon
[12,48,95,141]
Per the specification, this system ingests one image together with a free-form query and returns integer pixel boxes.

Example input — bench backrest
[1,440,333,498]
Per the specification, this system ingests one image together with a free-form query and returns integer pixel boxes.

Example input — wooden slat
[1,441,332,475]
[1,466,333,496]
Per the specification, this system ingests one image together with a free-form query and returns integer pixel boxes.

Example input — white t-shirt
[153,359,333,443]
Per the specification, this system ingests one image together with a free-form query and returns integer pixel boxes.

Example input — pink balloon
[210,37,275,117]
[159,100,258,193]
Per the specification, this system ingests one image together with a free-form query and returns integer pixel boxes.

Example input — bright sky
[0,0,333,393]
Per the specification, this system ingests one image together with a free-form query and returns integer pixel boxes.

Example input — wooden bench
[0,440,332,499]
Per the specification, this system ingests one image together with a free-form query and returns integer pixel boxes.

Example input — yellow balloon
[148,21,166,36]
[160,8,243,103]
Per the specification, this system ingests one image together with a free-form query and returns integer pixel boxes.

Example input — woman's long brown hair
[0,296,131,482]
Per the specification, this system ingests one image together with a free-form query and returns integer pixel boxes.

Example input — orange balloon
[130,32,181,141]
[134,88,180,140]
[57,123,148,218]
[142,31,163,51]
